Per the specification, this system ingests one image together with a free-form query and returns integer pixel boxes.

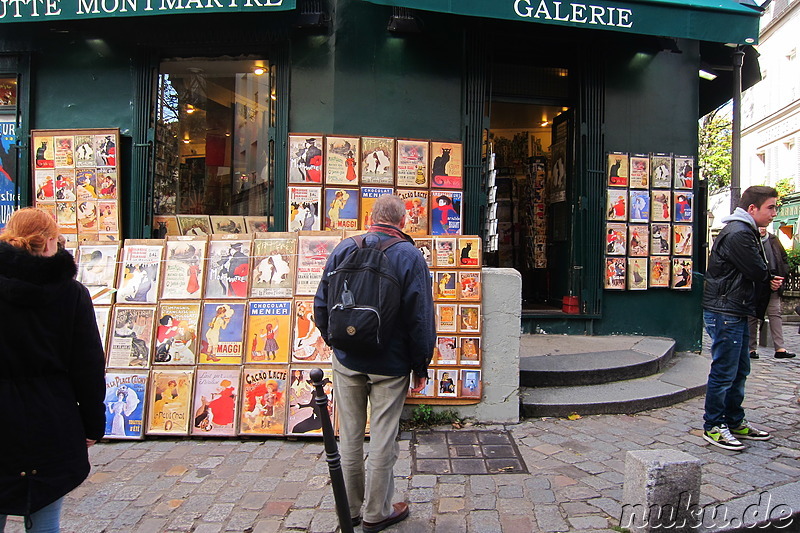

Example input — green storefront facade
[0,0,760,351]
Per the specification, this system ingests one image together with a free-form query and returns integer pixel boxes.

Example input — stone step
[520,336,676,387]
[520,351,708,418]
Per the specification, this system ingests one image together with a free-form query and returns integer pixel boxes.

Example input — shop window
[152,58,275,225]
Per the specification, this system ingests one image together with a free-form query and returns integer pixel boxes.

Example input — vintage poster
[674,191,694,223]
[627,257,648,290]
[295,232,341,295]
[361,136,395,185]
[292,297,333,363]
[673,224,693,256]
[430,141,463,189]
[0,120,17,231]
[673,155,694,189]
[650,256,671,288]
[98,201,118,234]
[434,236,457,267]
[325,135,360,185]
[629,190,650,223]
[54,136,75,168]
[549,142,566,203]
[629,154,650,189]
[245,300,293,364]
[244,216,270,234]
[459,336,481,365]
[606,189,627,221]
[672,258,692,289]
[435,303,458,332]
[457,236,481,267]
[35,169,55,202]
[413,237,434,268]
[94,134,117,167]
[75,169,97,200]
[94,305,111,352]
[457,271,481,301]
[605,222,626,255]
[33,135,54,169]
[651,190,671,222]
[161,236,207,300]
[434,335,458,365]
[204,236,251,299]
[76,242,119,304]
[55,170,76,201]
[153,215,180,238]
[74,135,95,168]
[628,225,649,257]
[153,301,201,365]
[103,371,148,440]
[145,367,194,436]
[408,376,435,398]
[239,366,289,435]
[396,139,429,188]
[606,152,628,187]
[650,153,673,189]
[116,241,163,304]
[430,191,462,235]
[360,186,394,230]
[191,367,241,437]
[288,134,323,184]
[176,215,211,236]
[604,257,626,290]
[459,304,481,333]
[288,186,322,232]
[434,271,458,300]
[287,367,334,436]
[460,369,481,399]
[250,233,297,298]
[97,169,117,200]
[210,215,246,234]
[199,301,246,364]
[396,189,429,235]
[77,200,98,234]
[650,223,671,255]
[107,306,156,368]
[324,187,359,231]
[436,369,457,398]
[56,202,76,233]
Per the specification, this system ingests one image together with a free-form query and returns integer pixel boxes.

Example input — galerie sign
[0,0,292,21]
[514,0,633,28]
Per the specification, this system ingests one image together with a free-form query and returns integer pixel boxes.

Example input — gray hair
[371,195,406,226]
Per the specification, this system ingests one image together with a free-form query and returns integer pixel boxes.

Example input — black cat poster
[430,141,463,189]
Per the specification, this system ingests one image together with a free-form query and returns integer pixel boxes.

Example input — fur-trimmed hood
[0,242,78,306]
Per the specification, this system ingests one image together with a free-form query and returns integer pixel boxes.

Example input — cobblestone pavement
[5,330,800,533]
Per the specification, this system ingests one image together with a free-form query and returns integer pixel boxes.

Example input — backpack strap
[351,233,405,252]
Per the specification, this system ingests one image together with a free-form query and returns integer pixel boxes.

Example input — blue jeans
[703,310,751,431]
[0,497,63,533]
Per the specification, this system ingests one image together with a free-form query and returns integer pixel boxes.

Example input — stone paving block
[470,494,497,510]
[294,489,325,508]
[467,510,502,533]
[433,514,466,533]
[134,517,169,533]
[282,508,315,530]
[438,497,465,513]
[408,487,435,503]
[240,491,270,510]
[499,515,537,533]
[224,510,259,531]
[411,474,437,487]
[251,518,282,533]
[534,504,569,532]
[192,523,223,533]
[530,489,556,503]
[202,503,235,523]
[260,500,293,517]
[438,482,466,497]
[308,511,339,533]
[569,515,612,530]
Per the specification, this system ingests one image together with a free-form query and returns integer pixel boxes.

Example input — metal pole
[730,46,745,213]
[309,367,354,533]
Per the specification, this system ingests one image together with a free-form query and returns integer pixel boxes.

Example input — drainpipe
[730,46,744,212]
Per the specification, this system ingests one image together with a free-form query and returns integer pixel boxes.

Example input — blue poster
[104,371,148,440]
[0,120,17,230]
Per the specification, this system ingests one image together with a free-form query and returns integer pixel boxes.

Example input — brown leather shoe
[362,502,410,533]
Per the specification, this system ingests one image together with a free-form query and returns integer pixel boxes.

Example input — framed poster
[76,242,119,304]
[430,191,462,235]
[629,154,650,189]
[650,153,673,189]
[288,134,323,184]
[413,237,434,268]
[325,135,360,185]
[434,271,458,300]
[210,215,246,235]
[107,305,156,368]
[627,257,648,290]
[606,189,627,221]
[292,297,333,363]
[239,366,289,435]
[295,232,341,296]
[244,216,270,234]
[116,240,164,304]
[435,302,458,332]
[649,256,671,288]
[457,236,481,267]
[651,191,671,223]
[198,301,246,365]
[457,271,481,301]
[459,304,481,333]
[103,370,148,440]
[430,141,463,189]
[145,367,194,436]
[628,225,649,257]
[436,369,457,398]
[650,223,671,255]
[360,187,394,230]
[250,233,297,298]
[324,187,359,231]
[287,366,333,436]
[460,369,482,399]
[154,301,202,365]
[673,224,693,256]
[191,366,241,437]
[245,300,293,364]
[674,191,694,223]
[434,335,458,365]
[629,190,650,223]
[160,236,208,300]
[673,155,694,190]
[606,223,627,256]
[396,139,429,188]
[204,235,251,299]
[176,215,211,236]
[360,136,395,185]
[152,215,180,237]
[604,257,626,290]
[459,336,481,365]
[434,236,457,267]
[607,152,628,187]
[397,189,429,235]
[672,258,692,289]
[288,186,322,232]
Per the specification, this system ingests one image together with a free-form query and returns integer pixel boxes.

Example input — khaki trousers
[332,357,409,523]
[748,292,785,352]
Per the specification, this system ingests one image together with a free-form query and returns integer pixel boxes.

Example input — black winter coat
[0,242,106,516]
[702,219,770,318]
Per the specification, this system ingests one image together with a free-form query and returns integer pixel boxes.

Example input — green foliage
[786,247,800,270]
[775,177,795,199]
[699,109,732,192]
[407,404,462,428]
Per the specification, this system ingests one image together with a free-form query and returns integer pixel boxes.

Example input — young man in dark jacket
[314,194,435,532]
[702,186,781,451]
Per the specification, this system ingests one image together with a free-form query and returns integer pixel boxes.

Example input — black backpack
[326,234,404,355]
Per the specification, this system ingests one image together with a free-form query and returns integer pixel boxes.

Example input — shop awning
[367,0,761,45]
[0,0,294,23]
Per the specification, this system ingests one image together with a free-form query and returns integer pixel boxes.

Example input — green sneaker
[703,425,745,451]
[730,420,772,441]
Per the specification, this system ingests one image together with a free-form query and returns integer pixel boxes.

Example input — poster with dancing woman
[360,136,395,185]
[160,236,208,300]
[199,302,246,364]
[325,135,360,186]
[103,370,148,440]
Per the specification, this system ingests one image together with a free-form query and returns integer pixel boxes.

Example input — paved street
[5,330,800,533]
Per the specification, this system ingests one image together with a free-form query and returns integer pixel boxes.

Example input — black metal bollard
[309,367,354,533]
